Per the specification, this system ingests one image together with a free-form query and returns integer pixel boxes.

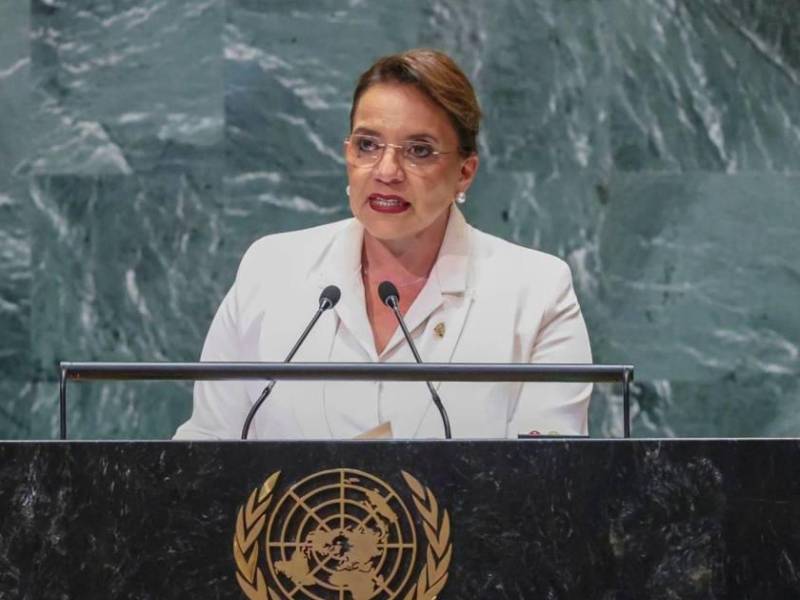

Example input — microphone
[240,285,341,439]
[377,281,452,439]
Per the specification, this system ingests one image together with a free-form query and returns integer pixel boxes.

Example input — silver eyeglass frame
[344,134,458,169]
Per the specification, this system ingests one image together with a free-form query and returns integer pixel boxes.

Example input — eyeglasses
[344,134,456,169]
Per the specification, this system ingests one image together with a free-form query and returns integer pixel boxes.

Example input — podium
[2,439,800,598]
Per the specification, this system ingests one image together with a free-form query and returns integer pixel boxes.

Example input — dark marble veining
[1,440,799,598]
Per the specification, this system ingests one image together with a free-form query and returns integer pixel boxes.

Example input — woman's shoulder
[238,218,353,272]
[469,226,572,284]
[247,218,351,255]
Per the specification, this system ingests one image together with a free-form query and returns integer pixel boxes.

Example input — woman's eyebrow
[351,127,440,144]
[405,133,439,143]
[351,126,381,136]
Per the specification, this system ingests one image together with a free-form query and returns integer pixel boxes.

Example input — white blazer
[174,207,593,440]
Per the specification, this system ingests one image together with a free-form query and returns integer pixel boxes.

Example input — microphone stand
[241,288,339,439]
[381,284,452,440]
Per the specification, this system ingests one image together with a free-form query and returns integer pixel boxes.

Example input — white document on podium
[354,421,393,440]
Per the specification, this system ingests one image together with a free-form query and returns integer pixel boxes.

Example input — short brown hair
[350,49,481,156]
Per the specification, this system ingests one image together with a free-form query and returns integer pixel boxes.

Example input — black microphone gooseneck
[377,281,452,439]
[240,285,341,439]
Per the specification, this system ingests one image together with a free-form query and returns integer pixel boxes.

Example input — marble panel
[668,373,800,438]
[225,0,426,177]
[3,379,191,441]
[3,381,70,440]
[28,0,224,175]
[0,1,31,181]
[0,3,33,440]
[463,169,604,290]
[589,375,800,439]
[596,172,800,385]
[466,170,800,438]
[61,380,192,440]
[425,0,614,176]
[223,170,350,247]
[0,382,33,440]
[0,184,31,379]
[607,0,800,172]
[590,381,633,438]
[26,172,226,438]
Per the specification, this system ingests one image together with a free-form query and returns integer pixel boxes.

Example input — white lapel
[310,218,376,360]
[275,219,371,439]
[380,207,477,438]
[380,206,474,358]
[423,206,475,365]
[303,219,384,438]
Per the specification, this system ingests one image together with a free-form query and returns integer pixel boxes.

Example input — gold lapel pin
[434,322,446,338]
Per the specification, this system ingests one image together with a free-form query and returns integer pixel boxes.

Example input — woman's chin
[362,223,417,243]
[358,214,421,242]
[358,207,451,247]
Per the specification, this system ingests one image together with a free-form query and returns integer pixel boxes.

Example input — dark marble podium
[1,440,799,599]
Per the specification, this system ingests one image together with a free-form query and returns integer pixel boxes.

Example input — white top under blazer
[174,207,593,440]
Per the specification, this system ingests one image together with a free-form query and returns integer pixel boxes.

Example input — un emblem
[233,468,451,600]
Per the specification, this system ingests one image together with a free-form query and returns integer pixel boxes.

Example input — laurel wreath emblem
[399,470,452,600]
[232,469,451,600]
[233,471,280,600]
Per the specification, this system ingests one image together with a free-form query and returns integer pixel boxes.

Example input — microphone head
[378,281,400,307]
[319,285,341,309]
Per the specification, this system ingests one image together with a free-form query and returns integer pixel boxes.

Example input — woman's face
[345,82,478,245]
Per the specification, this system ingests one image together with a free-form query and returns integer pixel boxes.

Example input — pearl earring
[456,192,467,204]
[346,185,350,197]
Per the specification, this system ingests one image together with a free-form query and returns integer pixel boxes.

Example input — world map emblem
[233,468,451,600]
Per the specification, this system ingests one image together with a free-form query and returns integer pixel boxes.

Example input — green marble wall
[1,0,798,439]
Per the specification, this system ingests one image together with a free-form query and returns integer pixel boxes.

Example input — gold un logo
[233,468,452,600]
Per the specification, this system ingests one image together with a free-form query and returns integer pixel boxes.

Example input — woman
[174,49,592,440]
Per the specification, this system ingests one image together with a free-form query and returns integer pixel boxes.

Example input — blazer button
[433,322,446,338]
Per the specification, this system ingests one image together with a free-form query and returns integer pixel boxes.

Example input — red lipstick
[368,193,410,214]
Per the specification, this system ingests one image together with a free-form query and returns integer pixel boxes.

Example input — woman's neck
[361,207,450,284]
